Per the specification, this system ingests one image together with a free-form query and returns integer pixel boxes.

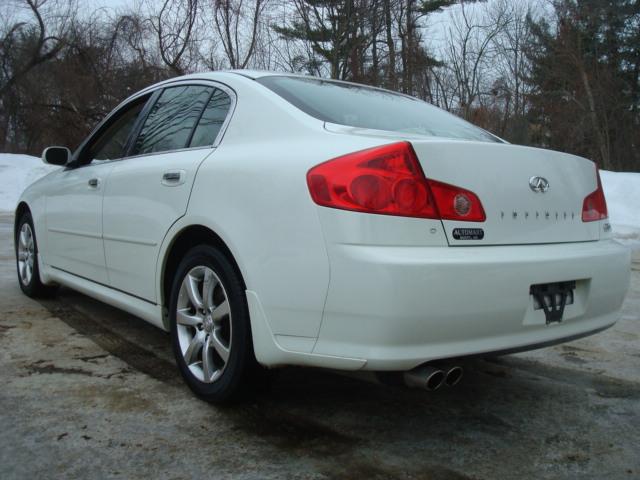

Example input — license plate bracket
[530,281,576,324]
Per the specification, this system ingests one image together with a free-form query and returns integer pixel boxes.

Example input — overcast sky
[75,0,472,44]
[77,0,530,44]
[5,0,545,59]
[85,0,137,10]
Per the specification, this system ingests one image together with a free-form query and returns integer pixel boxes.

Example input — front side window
[257,76,500,143]
[83,97,148,164]
[132,85,212,155]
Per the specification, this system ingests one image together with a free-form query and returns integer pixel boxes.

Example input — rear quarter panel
[180,74,385,340]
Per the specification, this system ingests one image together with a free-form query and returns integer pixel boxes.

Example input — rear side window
[189,88,232,147]
[257,76,500,143]
[132,85,212,155]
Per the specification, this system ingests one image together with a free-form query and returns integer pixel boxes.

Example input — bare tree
[0,0,73,97]
[487,0,534,139]
[212,0,267,69]
[150,0,200,75]
[442,2,509,120]
[383,0,398,88]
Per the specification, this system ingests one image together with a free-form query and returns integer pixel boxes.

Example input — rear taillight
[581,168,608,222]
[307,142,485,222]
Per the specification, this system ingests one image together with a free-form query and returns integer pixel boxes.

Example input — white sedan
[15,71,631,403]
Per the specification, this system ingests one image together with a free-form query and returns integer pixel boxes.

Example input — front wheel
[16,212,57,298]
[169,245,261,404]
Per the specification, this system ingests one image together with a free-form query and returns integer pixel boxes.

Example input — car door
[45,94,152,284]
[102,82,234,302]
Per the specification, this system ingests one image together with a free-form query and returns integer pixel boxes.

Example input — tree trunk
[384,0,396,89]
[579,66,610,169]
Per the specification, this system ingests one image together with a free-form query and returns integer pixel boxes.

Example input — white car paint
[17,70,631,374]
[45,162,115,283]
[102,146,214,302]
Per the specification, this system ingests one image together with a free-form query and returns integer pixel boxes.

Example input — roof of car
[227,70,285,79]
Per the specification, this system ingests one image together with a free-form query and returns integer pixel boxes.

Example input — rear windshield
[257,76,500,143]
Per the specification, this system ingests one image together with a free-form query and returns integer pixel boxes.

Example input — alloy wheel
[176,266,232,383]
[17,223,35,286]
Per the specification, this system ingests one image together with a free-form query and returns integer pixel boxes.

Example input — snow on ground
[0,153,639,247]
[0,154,59,213]
[600,170,640,247]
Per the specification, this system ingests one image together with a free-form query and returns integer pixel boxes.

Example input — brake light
[307,142,485,222]
[581,168,608,222]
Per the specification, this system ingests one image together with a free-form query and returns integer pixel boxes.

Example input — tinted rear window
[189,88,232,148]
[257,76,499,143]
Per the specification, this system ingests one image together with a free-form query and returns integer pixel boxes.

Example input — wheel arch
[160,224,246,327]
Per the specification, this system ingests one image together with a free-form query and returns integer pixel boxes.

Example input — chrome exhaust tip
[403,365,446,391]
[444,366,463,387]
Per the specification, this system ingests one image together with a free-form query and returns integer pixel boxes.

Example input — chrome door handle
[162,170,186,186]
[88,178,100,188]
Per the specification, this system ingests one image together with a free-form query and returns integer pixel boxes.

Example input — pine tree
[526,0,640,170]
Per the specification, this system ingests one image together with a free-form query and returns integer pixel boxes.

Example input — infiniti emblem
[529,176,550,193]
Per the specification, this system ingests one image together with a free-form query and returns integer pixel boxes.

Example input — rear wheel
[169,245,261,403]
[16,213,57,298]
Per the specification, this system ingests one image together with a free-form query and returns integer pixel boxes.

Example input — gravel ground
[1,212,638,480]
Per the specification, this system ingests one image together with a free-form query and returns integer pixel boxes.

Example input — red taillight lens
[428,180,486,221]
[581,168,608,222]
[307,142,485,222]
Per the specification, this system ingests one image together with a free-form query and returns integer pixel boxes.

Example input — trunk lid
[409,139,600,245]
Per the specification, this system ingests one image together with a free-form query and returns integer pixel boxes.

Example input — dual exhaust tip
[403,364,463,391]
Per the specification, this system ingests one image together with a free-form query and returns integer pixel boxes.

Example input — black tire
[169,244,262,404]
[15,212,58,298]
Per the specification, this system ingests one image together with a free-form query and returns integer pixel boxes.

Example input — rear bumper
[313,240,631,370]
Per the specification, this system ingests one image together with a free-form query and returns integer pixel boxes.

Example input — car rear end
[254,74,631,371]
[309,140,629,370]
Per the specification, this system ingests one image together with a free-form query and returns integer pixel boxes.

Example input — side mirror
[42,146,71,166]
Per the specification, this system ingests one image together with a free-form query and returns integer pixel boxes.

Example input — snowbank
[600,170,640,246]
[0,154,59,213]
[0,153,638,248]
